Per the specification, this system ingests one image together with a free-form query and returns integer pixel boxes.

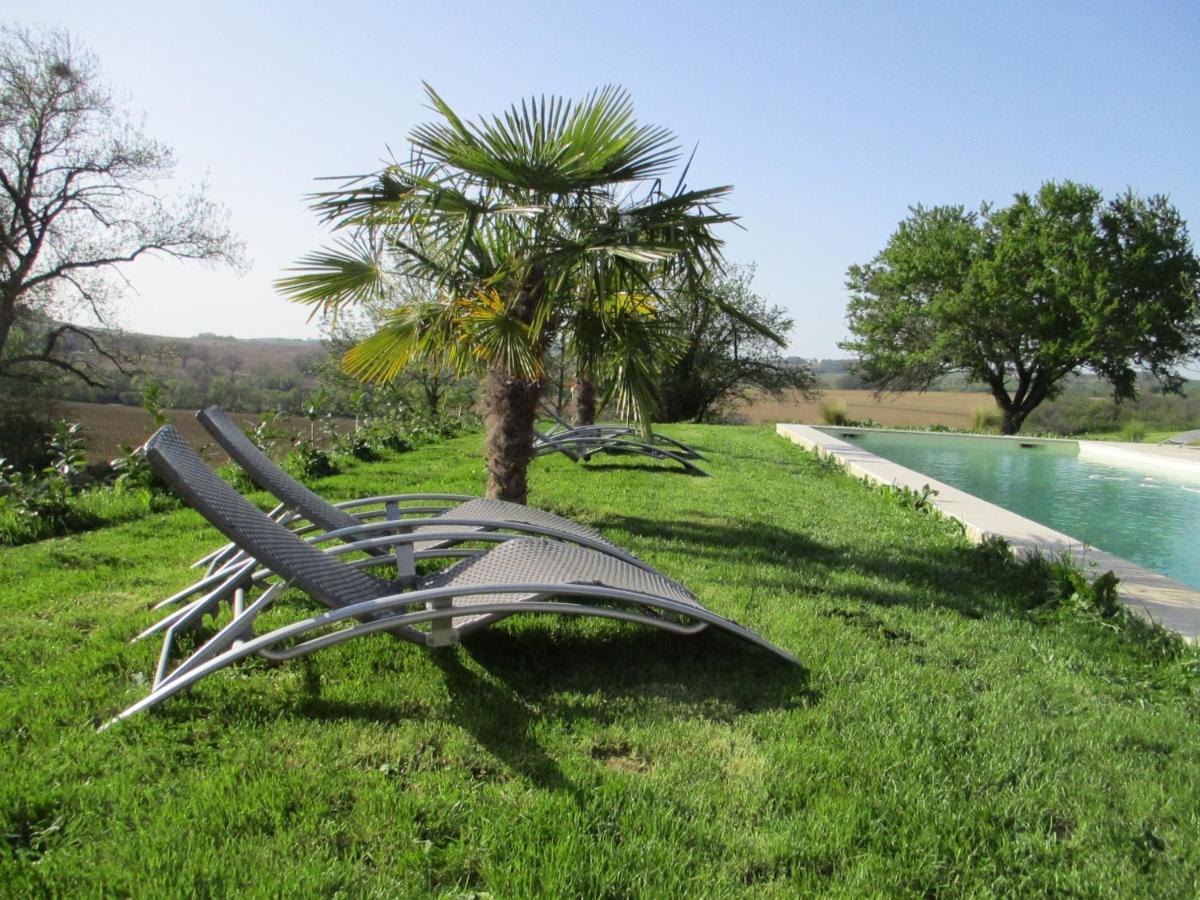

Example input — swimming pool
[816,428,1200,591]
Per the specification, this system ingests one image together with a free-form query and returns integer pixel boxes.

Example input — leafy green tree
[279,85,736,502]
[658,264,815,422]
[842,182,1200,434]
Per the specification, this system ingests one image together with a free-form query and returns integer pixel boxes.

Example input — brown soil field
[737,389,997,429]
[60,402,354,464]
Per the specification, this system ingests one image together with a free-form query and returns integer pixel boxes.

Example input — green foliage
[332,430,382,462]
[658,264,817,423]
[1026,380,1200,436]
[1036,555,1125,620]
[109,446,166,494]
[247,410,283,454]
[1119,420,1149,442]
[283,438,339,483]
[0,421,96,542]
[136,378,170,428]
[216,461,255,493]
[843,182,1200,434]
[820,400,850,426]
[889,482,939,514]
[0,379,57,469]
[971,405,1002,432]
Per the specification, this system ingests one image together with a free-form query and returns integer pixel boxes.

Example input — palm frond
[411,84,681,195]
[274,236,387,319]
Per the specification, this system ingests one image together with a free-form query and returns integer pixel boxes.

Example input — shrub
[0,421,97,543]
[333,431,382,462]
[971,405,1002,432]
[283,439,339,482]
[217,462,255,492]
[1026,381,1200,436]
[1119,419,1148,442]
[110,444,169,494]
[819,400,849,426]
[248,410,284,454]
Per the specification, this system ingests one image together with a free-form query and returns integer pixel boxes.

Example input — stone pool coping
[777,423,1200,642]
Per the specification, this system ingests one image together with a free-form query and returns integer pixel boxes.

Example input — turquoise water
[823,429,1200,590]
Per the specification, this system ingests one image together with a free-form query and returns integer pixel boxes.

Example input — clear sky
[12,0,1200,357]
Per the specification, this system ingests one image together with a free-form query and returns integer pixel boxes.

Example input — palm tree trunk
[572,376,596,426]
[483,368,541,503]
[482,271,545,504]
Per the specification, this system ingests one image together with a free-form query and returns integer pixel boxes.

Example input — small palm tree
[278,84,736,503]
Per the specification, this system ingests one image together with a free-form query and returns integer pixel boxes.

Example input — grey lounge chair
[541,408,706,460]
[534,428,709,476]
[1160,428,1200,447]
[102,427,798,728]
[186,405,647,586]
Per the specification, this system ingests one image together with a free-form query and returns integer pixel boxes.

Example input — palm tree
[278,84,737,503]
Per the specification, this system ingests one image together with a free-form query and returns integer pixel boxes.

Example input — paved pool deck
[777,423,1200,643]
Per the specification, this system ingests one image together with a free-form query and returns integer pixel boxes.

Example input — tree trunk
[0,300,14,365]
[572,376,596,427]
[481,271,545,504]
[994,396,1034,435]
[483,367,541,503]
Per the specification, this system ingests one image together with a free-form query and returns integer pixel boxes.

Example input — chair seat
[425,538,699,629]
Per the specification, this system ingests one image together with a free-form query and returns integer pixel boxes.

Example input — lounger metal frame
[105,427,796,728]
[533,425,709,476]
[1160,428,1200,447]
[540,408,707,459]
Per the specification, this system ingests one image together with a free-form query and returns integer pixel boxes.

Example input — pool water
[824,429,1200,590]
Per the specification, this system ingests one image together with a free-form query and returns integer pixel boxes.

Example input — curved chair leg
[104,582,797,729]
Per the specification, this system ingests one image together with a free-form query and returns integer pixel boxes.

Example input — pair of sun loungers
[106,407,796,728]
[533,418,709,475]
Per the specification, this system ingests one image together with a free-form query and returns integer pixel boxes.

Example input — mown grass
[1,425,1198,896]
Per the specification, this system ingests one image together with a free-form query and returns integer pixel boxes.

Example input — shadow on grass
[287,624,813,798]
[457,625,814,717]
[577,461,706,476]
[536,460,703,477]
[429,647,578,796]
[596,513,1037,621]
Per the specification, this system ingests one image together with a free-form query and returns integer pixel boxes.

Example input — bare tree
[219,351,244,378]
[0,25,244,389]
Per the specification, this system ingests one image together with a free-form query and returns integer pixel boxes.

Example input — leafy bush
[0,421,97,543]
[217,462,255,492]
[248,410,283,454]
[971,405,1002,432]
[333,431,382,462]
[109,445,163,493]
[820,401,849,426]
[283,439,339,482]
[1119,419,1148,442]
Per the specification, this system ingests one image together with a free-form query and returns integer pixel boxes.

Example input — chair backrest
[198,406,360,534]
[145,426,392,610]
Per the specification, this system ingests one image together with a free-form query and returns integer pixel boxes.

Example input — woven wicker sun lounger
[533,428,709,476]
[1160,428,1200,447]
[102,426,798,728]
[182,406,649,594]
[540,409,706,460]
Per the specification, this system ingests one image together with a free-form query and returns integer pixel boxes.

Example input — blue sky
[14,0,1200,357]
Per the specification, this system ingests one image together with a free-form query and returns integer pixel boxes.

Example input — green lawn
[1,425,1198,896]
